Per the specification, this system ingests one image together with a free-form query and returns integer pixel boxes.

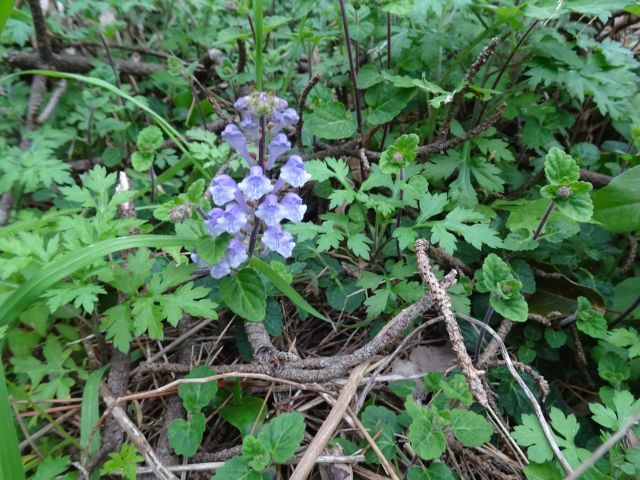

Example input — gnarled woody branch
[414,239,489,407]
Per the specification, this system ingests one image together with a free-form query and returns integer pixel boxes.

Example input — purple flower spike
[280,155,311,188]
[208,174,238,206]
[238,166,274,201]
[255,194,285,227]
[205,208,226,237]
[222,124,253,165]
[262,225,295,258]
[225,238,248,268]
[218,202,248,234]
[267,133,291,169]
[280,192,307,223]
[209,259,231,279]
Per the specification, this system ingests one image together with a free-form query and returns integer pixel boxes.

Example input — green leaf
[101,304,134,353]
[379,134,419,174]
[544,148,580,184]
[405,399,447,460]
[540,148,593,222]
[512,414,554,463]
[81,366,108,459]
[347,233,372,260]
[30,455,69,480]
[606,327,640,359]
[576,297,607,339]
[137,125,164,152]
[477,254,528,322]
[250,258,329,323]
[196,234,231,265]
[212,456,263,480]
[220,268,267,322]
[102,443,143,480]
[407,464,456,480]
[503,229,539,252]
[131,151,154,172]
[593,165,640,233]
[598,352,630,385]
[220,396,268,436]
[186,179,206,204]
[257,412,306,463]
[429,207,502,254]
[168,412,206,457]
[450,409,493,447]
[362,406,401,463]
[365,83,416,125]
[303,102,357,140]
[591,389,640,432]
[178,366,218,413]
[243,435,271,471]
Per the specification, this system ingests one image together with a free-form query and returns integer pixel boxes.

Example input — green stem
[253,0,264,90]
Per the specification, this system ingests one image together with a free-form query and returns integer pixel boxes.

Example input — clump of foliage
[1,0,639,479]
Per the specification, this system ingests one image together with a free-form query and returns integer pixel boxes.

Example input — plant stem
[532,201,555,240]
[253,0,264,90]
[337,0,363,136]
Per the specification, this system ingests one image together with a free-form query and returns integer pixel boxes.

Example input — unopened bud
[557,186,573,199]
[392,151,404,164]
[169,204,192,223]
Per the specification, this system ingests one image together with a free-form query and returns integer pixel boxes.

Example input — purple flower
[280,192,306,223]
[208,174,238,206]
[238,166,274,201]
[209,259,231,279]
[262,225,295,258]
[270,108,299,134]
[222,124,253,165]
[267,133,291,170]
[240,115,260,141]
[218,202,248,234]
[255,194,285,227]
[225,238,248,268]
[279,155,311,188]
[234,96,250,113]
[204,208,226,236]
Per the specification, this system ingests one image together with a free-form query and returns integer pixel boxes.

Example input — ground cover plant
[1,0,640,478]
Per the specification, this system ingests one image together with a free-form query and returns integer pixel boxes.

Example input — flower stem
[253,0,264,90]
[337,0,363,136]
[532,201,556,240]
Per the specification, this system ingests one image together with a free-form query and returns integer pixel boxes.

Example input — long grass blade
[81,365,108,460]
[0,358,25,480]
[0,0,16,34]
[0,70,209,183]
[0,235,196,330]
[250,257,329,323]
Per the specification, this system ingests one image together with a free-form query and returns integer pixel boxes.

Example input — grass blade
[81,365,108,460]
[250,257,330,323]
[0,70,209,183]
[0,235,196,330]
[0,358,25,480]
[0,0,16,34]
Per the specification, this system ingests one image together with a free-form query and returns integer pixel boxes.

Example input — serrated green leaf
[449,409,493,447]
[257,412,305,463]
[576,296,607,339]
[178,366,218,413]
[220,268,266,322]
[196,234,231,265]
[168,412,206,457]
[379,134,419,174]
[304,102,357,140]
